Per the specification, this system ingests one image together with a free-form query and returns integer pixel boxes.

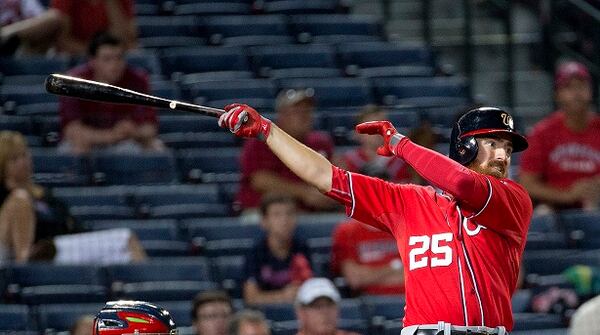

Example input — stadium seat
[158,115,221,133]
[0,115,32,134]
[362,295,406,326]
[289,15,383,44]
[249,44,341,79]
[185,79,276,106]
[0,56,69,76]
[137,15,199,38]
[151,80,181,100]
[84,219,181,241]
[177,148,241,183]
[512,289,532,313]
[185,219,262,256]
[37,303,105,332]
[512,313,565,331]
[199,15,292,46]
[91,152,178,185]
[126,51,162,75]
[119,280,218,301]
[31,149,90,187]
[276,78,373,108]
[7,264,108,304]
[373,77,470,106]
[337,41,435,68]
[523,249,600,275]
[161,47,252,79]
[1,84,59,106]
[560,210,600,249]
[1,74,49,85]
[157,300,194,327]
[159,132,238,150]
[510,329,568,335]
[52,186,136,221]
[0,305,31,331]
[173,2,253,15]
[256,303,295,322]
[140,240,191,257]
[14,102,59,117]
[261,0,340,15]
[211,255,246,298]
[134,184,229,219]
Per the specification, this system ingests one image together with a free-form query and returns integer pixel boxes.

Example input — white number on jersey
[408,233,453,270]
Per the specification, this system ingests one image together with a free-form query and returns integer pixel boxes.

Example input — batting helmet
[93,301,177,335]
[449,107,528,165]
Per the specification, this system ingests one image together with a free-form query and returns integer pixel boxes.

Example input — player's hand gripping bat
[45,73,225,118]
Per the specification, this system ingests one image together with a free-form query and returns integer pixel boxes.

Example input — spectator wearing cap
[519,61,600,212]
[294,278,359,335]
[236,88,338,221]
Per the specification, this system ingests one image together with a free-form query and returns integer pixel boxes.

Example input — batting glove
[219,104,272,141]
[355,121,406,156]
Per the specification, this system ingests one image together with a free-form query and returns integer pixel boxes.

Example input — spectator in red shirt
[342,105,411,183]
[0,0,61,55]
[331,219,404,296]
[59,32,164,154]
[519,61,600,211]
[236,88,337,220]
[51,0,136,56]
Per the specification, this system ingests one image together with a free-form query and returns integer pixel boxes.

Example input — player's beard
[468,160,508,179]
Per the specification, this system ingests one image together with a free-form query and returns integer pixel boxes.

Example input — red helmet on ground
[93,301,177,335]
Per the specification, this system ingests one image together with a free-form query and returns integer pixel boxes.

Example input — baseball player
[219,104,532,335]
[93,300,177,335]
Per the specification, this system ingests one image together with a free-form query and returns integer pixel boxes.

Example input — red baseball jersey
[326,141,533,330]
[343,148,411,183]
[519,111,600,190]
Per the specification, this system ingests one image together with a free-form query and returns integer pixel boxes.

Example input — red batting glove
[355,121,406,156]
[219,104,272,141]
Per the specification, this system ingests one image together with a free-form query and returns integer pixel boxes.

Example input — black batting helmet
[449,107,528,165]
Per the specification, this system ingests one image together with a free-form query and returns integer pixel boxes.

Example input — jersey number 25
[408,233,453,270]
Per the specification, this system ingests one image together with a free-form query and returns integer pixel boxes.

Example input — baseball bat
[45,73,225,118]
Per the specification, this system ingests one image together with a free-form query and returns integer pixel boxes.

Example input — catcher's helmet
[449,107,528,165]
[93,301,177,335]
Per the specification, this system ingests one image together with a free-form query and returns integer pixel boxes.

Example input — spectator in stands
[0,0,61,55]
[236,88,337,220]
[229,310,271,335]
[0,131,147,265]
[294,278,359,335]
[342,105,412,183]
[192,290,234,335]
[243,194,313,305]
[70,315,94,335]
[331,218,404,296]
[570,294,600,335]
[51,0,137,56]
[519,61,600,212]
[59,32,164,154]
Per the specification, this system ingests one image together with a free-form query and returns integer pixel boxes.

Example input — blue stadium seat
[511,329,568,335]
[200,15,292,46]
[249,44,341,78]
[37,303,104,332]
[276,78,373,108]
[84,219,181,241]
[1,84,58,105]
[177,148,241,183]
[296,222,338,240]
[151,80,181,100]
[211,255,247,298]
[107,258,212,283]
[140,240,191,257]
[0,305,31,331]
[256,303,295,322]
[512,313,565,331]
[289,15,383,44]
[160,132,238,150]
[512,289,532,313]
[14,102,59,116]
[337,41,435,69]
[158,115,221,133]
[52,186,136,221]
[127,52,162,75]
[362,295,406,323]
[185,219,262,256]
[373,77,471,106]
[161,47,251,78]
[119,280,218,301]
[0,56,69,76]
[560,210,600,249]
[137,16,199,38]
[525,232,568,250]
[1,74,48,85]
[157,300,194,327]
[261,0,340,15]
[7,264,108,304]
[186,79,276,105]
[173,2,253,15]
[0,115,32,134]
[91,152,178,185]
[31,149,90,187]
[134,184,229,219]
[523,249,600,275]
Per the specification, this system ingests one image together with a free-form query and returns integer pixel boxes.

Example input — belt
[400,322,508,335]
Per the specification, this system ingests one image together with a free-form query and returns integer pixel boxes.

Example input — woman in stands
[0,130,147,264]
